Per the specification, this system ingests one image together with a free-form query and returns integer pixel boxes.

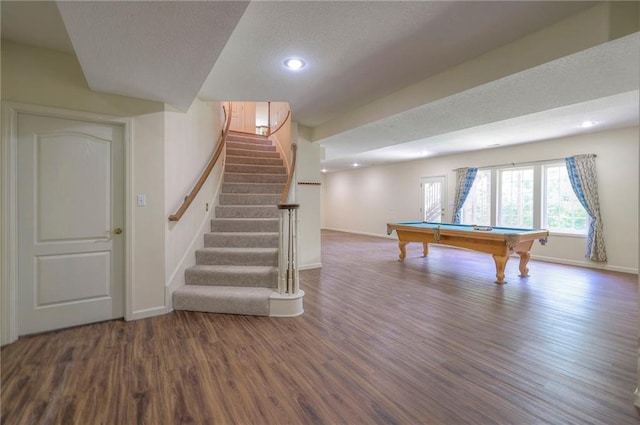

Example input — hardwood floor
[2,229,638,424]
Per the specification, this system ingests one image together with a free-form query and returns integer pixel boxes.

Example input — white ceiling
[2,1,638,172]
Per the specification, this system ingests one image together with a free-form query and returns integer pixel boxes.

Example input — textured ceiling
[1,1,638,172]
[56,1,249,111]
[319,33,640,169]
[200,1,593,126]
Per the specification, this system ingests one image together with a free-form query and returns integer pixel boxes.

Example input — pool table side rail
[386,223,549,243]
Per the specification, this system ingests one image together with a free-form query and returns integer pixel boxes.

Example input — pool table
[386,222,549,284]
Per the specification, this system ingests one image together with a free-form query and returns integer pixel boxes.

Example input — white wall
[323,126,639,273]
[1,41,168,319]
[165,99,223,306]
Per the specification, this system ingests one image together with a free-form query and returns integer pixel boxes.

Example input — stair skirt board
[173,131,303,317]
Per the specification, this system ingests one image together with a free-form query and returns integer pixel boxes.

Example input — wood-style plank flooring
[2,230,639,424]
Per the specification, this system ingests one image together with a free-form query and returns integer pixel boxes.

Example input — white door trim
[1,101,133,345]
[420,175,447,223]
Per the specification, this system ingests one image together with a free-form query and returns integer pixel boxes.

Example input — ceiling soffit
[56,1,249,111]
[318,33,640,167]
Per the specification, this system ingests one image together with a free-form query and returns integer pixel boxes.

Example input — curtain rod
[453,154,596,172]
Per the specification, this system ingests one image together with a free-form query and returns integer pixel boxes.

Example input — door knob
[114,228,123,235]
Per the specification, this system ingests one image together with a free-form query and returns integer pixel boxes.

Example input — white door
[229,102,245,132]
[17,113,125,335]
[421,176,446,223]
[242,102,257,133]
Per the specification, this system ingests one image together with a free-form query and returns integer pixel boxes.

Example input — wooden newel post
[267,101,271,137]
[277,203,300,294]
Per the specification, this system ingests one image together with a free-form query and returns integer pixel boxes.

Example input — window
[543,164,588,234]
[459,162,587,235]
[461,170,491,225]
[498,167,534,228]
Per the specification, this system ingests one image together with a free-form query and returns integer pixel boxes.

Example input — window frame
[541,163,588,236]
[496,166,535,229]
[458,161,587,237]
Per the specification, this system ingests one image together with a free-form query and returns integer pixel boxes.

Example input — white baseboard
[128,306,168,321]
[532,255,638,275]
[300,262,322,270]
[322,227,395,239]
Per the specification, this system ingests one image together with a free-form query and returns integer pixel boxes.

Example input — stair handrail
[168,103,233,222]
[279,142,298,206]
[268,109,291,137]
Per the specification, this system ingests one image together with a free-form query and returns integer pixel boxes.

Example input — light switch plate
[137,194,146,207]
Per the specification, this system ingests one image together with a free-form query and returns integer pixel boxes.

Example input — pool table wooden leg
[422,242,429,257]
[492,254,509,284]
[398,241,408,261]
[517,251,531,277]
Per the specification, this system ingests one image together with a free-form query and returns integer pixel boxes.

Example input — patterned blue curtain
[451,167,478,224]
[565,155,607,262]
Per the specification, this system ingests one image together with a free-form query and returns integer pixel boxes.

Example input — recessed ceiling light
[352,163,359,167]
[321,169,327,173]
[580,121,597,128]
[284,58,305,70]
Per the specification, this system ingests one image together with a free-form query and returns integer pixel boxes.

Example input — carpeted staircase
[173,131,286,316]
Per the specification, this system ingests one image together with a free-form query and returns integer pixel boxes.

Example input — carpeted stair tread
[222,182,286,194]
[226,141,276,152]
[211,218,279,233]
[196,247,278,266]
[224,173,287,183]
[226,148,280,158]
[173,285,273,316]
[225,163,286,174]
[227,132,271,140]
[215,205,279,218]
[227,136,272,146]
[185,264,277,288]
[226,155,283,166]
[204,231,278,247]
[219,193,281,205]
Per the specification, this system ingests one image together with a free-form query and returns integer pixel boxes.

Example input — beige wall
[165,99,224,306]
[1,40,167,319]
[293,123,323,269]
[322,126,639,273]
